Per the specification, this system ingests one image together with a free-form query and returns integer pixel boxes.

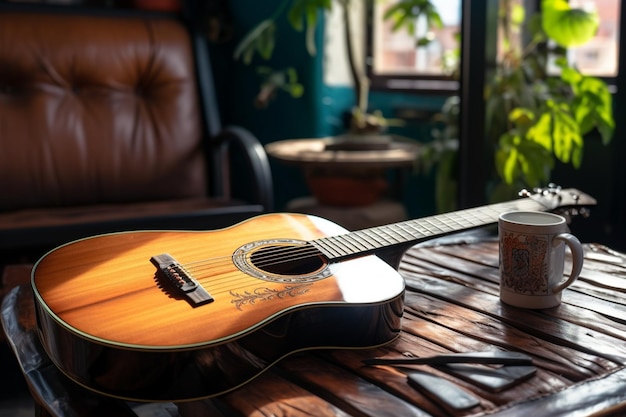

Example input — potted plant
[485,0,615,201]
[233,0,443,140]
[233,0,440,206]
[424,0,615,211]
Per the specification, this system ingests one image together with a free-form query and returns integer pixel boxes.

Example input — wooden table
[3,235,626,417]
[264,137,421,169]
[265,137,421,225]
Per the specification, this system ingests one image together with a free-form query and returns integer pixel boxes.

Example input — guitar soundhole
[250,245,325,276]
[233,239,332,283]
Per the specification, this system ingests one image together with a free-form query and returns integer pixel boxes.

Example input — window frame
[365,0,461,96]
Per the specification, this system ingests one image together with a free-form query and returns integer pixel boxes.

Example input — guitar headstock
[522,184,596,219]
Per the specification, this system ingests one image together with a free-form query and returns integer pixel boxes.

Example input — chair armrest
[215,126,274,212]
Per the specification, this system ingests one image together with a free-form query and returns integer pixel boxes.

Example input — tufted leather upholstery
[0,12,206,210]
[0,6,273,258]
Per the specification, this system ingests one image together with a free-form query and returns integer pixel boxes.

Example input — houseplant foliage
[486,0,614,200]
[234,0,441,133]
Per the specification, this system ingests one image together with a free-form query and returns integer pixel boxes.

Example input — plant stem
[339,0,369,115]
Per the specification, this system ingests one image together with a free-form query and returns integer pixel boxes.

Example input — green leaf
[434,148,458,212]
[509,107,535,127]
[305,2,319,55]
[417,38,431,47]
[526,111,553,152]
[234,19,276,64]
[516,140,553,186]
[286,0,331,56]
[383,0,443,35]
[257,66,305,99]
[497,129,554,188]
[510,3,525,25]
[499,145,520,185]
[542,0,599,47]
[257,23,276,60]
[572,76,615,144]
[548,101,584,166]
[287,0,305,31]
[288,83,305,98]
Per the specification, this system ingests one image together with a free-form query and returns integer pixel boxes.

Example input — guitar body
[32,213,405,402]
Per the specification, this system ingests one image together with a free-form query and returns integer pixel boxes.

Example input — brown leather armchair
[0,3,273,261]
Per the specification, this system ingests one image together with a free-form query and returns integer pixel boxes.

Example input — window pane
[372,0,462,76]
[566,0,620,77]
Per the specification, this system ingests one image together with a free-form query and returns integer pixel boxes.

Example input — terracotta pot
[133,0,181,12]
[306,176,388,206]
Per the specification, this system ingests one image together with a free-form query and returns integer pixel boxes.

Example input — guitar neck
[311,197,549,261]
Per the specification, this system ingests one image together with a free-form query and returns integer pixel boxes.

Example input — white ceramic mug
[499,211,584,309]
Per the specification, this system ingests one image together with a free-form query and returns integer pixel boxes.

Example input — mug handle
[552,233,584,293]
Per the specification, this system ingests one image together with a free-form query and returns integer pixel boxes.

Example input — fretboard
[311,198,546,260]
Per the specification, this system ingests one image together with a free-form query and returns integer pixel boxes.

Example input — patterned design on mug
[502,232,549,295]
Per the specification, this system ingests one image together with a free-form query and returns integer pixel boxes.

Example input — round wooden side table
[266,137,421,229]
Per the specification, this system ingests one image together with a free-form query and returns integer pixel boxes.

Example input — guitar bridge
[150,253,214,307]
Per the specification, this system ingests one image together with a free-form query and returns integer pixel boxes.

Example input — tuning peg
[568,191,581,203]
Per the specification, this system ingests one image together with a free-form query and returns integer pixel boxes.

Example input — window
[369,0,620,94]
[368,0,462,93]
[564,0,620,77]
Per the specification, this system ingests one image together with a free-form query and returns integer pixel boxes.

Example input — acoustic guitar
[32,186,595,402]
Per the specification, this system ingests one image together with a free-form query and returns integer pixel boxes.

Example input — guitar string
[177,199,543,289]
[179,223,457,293]
[184,244,323,274]
[179,240,339,291]
[181,213,465,273]
[183,247,340,293]
[183,204,509,273]
[182,205,528,277]
[184,225,426,290]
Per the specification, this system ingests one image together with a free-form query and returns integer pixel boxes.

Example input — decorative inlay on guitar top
[230,284,314,310]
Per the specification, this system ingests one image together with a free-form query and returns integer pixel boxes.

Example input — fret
[373,226,403,246]
[453,209,490,227]
[484,204,508,219]
[420,216,456,235]
[428,214,466,232]
[312,238,344,258]
[342,233,372,252]
[325,235,355,256]
[350,231,378,251]
[399,222,428,241]
[404,220,438,237]
[359,229,389,249]
[423,216,456,235]
[387,223,417,242]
